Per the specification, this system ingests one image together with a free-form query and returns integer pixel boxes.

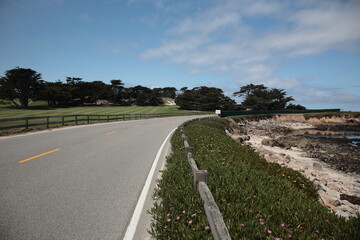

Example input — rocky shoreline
[228,114,360,219]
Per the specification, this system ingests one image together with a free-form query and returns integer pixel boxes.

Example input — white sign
[215,110,221,115]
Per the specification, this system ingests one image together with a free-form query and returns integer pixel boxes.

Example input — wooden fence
[179,120,231,240]
[0,113,207,131]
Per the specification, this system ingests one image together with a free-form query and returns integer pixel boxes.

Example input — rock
[261,138,270,146]
[331,199,342,207]
[319,193,333,205]
[339,205,358,215]
[326,189,340,198]
[340,194,360,205]
[335,210,352,218]
[341,200,359,211]
[326,183,341,192]
[313,163,323,171]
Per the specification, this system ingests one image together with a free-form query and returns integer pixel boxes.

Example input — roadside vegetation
[150,118,359,239]
[148,129,212,239]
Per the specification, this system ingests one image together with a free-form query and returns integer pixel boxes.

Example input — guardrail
[179,120,231,240]
[0,113,208,131]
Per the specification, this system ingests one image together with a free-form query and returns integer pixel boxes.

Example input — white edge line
[123,127,177,240]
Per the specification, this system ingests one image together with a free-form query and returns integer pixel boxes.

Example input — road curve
[0,115,208,240]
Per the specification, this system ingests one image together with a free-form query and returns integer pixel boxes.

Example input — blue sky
[0,0,359,110]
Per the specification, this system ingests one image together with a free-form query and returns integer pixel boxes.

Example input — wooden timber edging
[179,119,231,240]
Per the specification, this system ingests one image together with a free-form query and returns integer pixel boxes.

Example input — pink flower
[259,218,264,222]
[275,238,282,240]
[267,230,272,234]
[288,235,293,238]
[182,210,186,214]
[188,220,193,224]
[240,223,245,226]
[280,223,285,227]
[249,210,253,213]
[167,218,171,222]
[176,216,180,220]
[260,222,265,225]
[166,213,170,217]
[191,213,196,217]
[169,207,174,210]
[204,226,210,231]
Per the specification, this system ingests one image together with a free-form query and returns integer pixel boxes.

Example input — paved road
[0,116,207,240]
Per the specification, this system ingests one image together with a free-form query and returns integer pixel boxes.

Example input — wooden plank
[0,124,27,130]
[183,140,195,156]
[198,182,231,240]
[188,157,199,173]
[194,170,208,190]
[181,134,188,145]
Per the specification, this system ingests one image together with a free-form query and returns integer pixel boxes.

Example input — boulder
[313,162,323,171]
[261,139,270,146]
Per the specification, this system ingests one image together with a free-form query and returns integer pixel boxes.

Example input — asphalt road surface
[0,116,208,240]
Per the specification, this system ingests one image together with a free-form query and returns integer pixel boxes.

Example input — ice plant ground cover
[149,118,359,239]
[148,128,212,239]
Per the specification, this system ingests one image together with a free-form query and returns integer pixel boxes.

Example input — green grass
[149,118,360,239]
[0,101,203,119]
[0,101,210,135]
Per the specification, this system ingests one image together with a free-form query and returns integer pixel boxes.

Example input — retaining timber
[179,120,231,240]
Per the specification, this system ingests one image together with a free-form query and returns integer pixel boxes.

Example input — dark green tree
[0,67,42,108]
[176,86,235,111]
[180,87,188,93]
[37,81,72,106]
[233,84,294,110]
[127,85,163,106]
[286,103,306,110]
[162,87,177,99]
[110,79,124,103]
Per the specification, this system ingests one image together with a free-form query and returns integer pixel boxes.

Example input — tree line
[0,67,176,108]
[0,67,306,111]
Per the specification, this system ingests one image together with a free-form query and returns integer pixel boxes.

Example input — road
[0,116,207,240]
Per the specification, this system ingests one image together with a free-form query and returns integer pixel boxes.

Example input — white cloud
[262,1,360,56]
[296,88,360,104]
[140,0,360,105]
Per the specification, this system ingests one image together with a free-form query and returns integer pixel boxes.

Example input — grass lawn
[0,101,205,119]
[0,101,211,135]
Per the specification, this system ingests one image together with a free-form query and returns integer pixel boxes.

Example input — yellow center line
[18,149,61,164]
[104,131,117,135]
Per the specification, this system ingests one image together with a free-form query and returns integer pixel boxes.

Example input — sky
[0,0,359,111]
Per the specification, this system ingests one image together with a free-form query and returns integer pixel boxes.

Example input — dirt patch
[228,115,360,218]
